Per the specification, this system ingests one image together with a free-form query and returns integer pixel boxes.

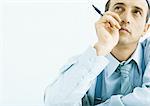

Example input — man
[44,0,150,105]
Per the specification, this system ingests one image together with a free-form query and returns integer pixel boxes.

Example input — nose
[120,10,131,25]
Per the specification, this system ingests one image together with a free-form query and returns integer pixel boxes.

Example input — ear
[142,23,150,37]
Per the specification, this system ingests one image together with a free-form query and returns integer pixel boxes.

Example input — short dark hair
[104,0,150,23]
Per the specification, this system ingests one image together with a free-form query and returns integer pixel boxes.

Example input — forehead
[110,0,148,11]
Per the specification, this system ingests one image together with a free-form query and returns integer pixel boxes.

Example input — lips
[119,27,130,33]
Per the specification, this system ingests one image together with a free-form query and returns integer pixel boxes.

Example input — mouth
[119,28,130,34]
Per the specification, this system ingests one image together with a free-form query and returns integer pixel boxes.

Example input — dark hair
[104,0,150,23]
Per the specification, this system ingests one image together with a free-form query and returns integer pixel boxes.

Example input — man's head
[105,0,150,23]
[104,0,150,45]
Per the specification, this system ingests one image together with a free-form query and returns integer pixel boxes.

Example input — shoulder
[141,37,150,47]
[141,37,150,65]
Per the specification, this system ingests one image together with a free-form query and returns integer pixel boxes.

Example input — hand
[94,11,121,56]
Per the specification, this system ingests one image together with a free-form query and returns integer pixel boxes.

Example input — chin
[118,37,130,45]
[118,33,131,44]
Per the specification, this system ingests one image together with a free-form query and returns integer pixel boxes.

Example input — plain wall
[1,0,104,105]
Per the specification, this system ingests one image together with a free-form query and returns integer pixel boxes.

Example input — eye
[133,10,142,16]
[114,6,123,13]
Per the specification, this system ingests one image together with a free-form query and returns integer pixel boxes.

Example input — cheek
[133,21,145,36]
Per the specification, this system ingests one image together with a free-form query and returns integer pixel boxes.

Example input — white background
[1,0,150,106]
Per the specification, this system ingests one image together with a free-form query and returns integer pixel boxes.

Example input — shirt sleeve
[95,62,150,106]
[44,46,109,106]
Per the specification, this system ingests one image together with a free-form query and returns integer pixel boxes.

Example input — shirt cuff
[78,45,109,77]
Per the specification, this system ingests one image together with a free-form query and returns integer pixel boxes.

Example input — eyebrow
[134,6,143,13]
[113,2,144,12]
[113,3,126,7]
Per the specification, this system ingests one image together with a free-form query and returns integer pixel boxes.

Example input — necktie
[118,62,133,95]
[94,61,134,105]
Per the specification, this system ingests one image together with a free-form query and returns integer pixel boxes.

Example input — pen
[92,5,103,16]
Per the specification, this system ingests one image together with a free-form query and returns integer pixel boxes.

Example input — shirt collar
[105,43,143,78]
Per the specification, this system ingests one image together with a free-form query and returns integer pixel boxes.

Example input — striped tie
[119,62,133,95]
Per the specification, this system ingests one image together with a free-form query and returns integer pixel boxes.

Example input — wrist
[94,43,112,56]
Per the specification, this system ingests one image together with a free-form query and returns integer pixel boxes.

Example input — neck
[111,43,138,62]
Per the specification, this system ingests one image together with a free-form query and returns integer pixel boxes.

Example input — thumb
[112,28,119,38]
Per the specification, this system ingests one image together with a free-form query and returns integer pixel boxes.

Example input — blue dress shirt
[44,38,150,106]
[87,42,144,106]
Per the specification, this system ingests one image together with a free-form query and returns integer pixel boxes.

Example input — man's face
[109,0,149,45]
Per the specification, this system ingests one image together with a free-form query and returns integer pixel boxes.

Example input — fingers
[95,23,112,40]
[102,15,121,29]
[104,11,121,23]
[96,11,121,29]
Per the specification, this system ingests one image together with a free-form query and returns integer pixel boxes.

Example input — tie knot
[117,62,133,77]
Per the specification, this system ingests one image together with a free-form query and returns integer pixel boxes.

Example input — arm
[44,46,109,106]
[95,62,150,106]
